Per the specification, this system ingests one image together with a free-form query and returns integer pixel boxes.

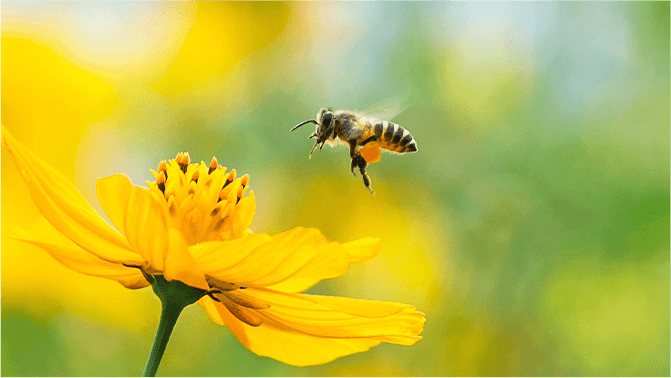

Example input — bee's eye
[321,112,333,128]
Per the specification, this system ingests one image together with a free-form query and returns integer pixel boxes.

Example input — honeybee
[291,107,417,195]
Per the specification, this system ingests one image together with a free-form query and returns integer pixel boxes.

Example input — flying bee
[291,107,417,195]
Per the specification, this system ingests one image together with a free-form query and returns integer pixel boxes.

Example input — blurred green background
[2,2,669,376]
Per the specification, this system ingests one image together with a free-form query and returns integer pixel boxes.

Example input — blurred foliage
[1,36,118,174]
[2,2,669,376]
[153,2,290,95]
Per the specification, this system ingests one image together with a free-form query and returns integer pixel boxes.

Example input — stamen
[176,152,190,173]
[213,217,226,231]
[208,292,222,302]
[160,160,169,180]
[223,169,236,188]
[150,154,253,243]
[168,195,177,216]
[157,172,166,193]
[218,189,228,203]
[218,296,263,327]
[206,275,243,291]
[209,157,218,174]
[225,290,269,309]
[236,186,244,204]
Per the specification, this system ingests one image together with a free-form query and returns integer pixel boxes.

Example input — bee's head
[290,108,335,159]
[315,108,334,136]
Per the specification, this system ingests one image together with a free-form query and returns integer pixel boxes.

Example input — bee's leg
[350,157,358,177]
[348,140,359,177]
[308,132,318,139]
[360,135,377,146]
[348,140,358,158]
[319,123,336,151]
[357,156,375,195]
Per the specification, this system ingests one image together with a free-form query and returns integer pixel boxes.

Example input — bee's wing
[357,89,412,121]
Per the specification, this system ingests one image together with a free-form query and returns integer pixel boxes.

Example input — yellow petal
[197,229,377,293]
[199,290,420,366]
[266,238,381,292]
[342,237,381,263]
[264,242,350,293]
[263,237,380,293]
[279,242,350,281]
[1,127,142,265]
[163,229,209,290]
[288,292,416,318]
[198,296,226,325]
[232,191,255,236]
[264,277,323,294]
[116,185,210,291]
[200,295,251,345]
[201,296,380,366]
[123,187,168,271]
[246,288,425,339]
[200,227,350,287]
[5,218,148,289]
[96,174,133,235]
[189,233,273,272]
[232,315,382,366]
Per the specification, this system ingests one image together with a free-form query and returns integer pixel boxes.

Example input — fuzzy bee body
[291,107,417,195]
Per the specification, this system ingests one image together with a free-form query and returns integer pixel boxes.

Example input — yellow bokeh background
[2,2,669,376]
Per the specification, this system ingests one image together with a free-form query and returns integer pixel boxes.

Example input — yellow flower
[2,126,424,367]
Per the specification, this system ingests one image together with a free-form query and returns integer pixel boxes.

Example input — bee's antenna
[291,119,318,132]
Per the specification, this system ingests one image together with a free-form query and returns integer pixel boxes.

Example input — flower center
[148,152,251,245]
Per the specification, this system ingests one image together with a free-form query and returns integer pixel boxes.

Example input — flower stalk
[142,274,207,377]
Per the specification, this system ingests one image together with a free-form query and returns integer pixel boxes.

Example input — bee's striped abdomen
[373,120,417,154]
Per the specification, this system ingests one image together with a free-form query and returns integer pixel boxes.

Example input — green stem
[142,300,184,377]
[140,274,207,377]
